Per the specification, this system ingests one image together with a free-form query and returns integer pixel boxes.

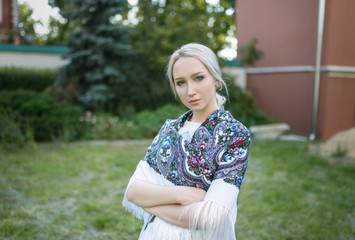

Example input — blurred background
[1,0,354,146]
[1,0,275,145]
[1,0,354,144]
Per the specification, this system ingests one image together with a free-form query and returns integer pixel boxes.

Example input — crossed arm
[125,179,206,228]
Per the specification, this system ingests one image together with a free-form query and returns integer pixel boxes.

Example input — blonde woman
[123,43,250,240]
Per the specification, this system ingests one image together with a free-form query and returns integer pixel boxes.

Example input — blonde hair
[166,43,228,106]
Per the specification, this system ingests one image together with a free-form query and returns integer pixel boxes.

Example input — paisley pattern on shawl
[143,106,250,191]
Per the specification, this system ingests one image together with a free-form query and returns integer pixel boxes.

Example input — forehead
[173,57,209,77]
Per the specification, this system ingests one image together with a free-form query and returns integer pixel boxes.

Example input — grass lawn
[0,140,354,239]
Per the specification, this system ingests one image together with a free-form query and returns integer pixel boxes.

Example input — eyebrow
[174,71,204,81]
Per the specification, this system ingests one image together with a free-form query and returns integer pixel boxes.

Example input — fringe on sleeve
[188,199,236,240]
[121,162,149,220]
[142,217,193,240]
[141,200,236,240]
[122,190,147,221]
[122,160,173,220]
[188,178,240,239]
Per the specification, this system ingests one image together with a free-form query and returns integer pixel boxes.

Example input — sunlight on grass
[0,141,354,239]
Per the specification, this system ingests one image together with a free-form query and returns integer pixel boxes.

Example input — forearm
[126,179,206,208]
[144,204,195,229]
[126,179,179,208]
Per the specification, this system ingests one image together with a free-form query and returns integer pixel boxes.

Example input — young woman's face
[173,56,218,120]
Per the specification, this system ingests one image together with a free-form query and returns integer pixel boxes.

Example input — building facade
[236,0,355,139]
[0,0,19,44]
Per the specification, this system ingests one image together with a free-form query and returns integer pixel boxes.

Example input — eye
[175,80,185,86]
[195,76,204,81]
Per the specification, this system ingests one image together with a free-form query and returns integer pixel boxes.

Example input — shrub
[237,38,264,66]
[82,104,186,140]
[0,90,89,142]
[131,104,186,138]
[0,110,35,149]
[0,67,57,91]
[83,97,272,141]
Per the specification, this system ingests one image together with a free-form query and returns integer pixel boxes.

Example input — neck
[191,105,219,123]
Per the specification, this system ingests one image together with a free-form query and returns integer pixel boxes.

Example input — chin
[189,105,204,112]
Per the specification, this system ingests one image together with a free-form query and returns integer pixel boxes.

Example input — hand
[175,186,206,205]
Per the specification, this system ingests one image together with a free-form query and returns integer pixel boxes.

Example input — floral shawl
[122,106,250,240]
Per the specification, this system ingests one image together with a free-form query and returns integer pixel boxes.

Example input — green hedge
[83,104,186,140]
[0,110,34,149]
[0,67,57,91]
[0,90,89,142]
[85,97,273,141]
[130,104,187,138]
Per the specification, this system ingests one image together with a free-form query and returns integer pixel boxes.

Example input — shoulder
[217,110,251,147]
[157,119,175,132]
[219,110,249,133]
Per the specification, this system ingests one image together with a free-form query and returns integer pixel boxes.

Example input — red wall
[0,0,13,29]
[236,0,318,137]
[236,0,318,68]
[247,72,314,136]
[322,0,355,66]
[316,0,355,139]
[236,0,355,139]
[318,75,355,139]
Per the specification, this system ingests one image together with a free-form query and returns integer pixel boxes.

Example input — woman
[122,43,250,240]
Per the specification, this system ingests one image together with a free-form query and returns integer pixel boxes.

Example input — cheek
[201,81,216,93]
[175,88,186,100]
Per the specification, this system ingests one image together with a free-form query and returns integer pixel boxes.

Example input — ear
[215,80,221,90]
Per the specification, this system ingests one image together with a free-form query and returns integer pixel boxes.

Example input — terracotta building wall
[236,0,355,139]
[246,72,314,136]
[316,0,355,139]
[235,0,318,67]
[235,0,318,137]
[318,75,355,139]
[0,0,19,44]
[322,0,355,66]
[0,0,13,28]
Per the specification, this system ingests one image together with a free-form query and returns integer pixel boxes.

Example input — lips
[189,99,200,104]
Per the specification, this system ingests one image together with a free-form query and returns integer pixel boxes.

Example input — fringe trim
[140,200,235,240]
[122,160,161,221]
[142,217,194,240]
[122,194,147,220]
[189,199,236,240]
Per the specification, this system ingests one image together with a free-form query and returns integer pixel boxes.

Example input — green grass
[237,141,355,240]
[0,143,146,240]
[0,141,354,239]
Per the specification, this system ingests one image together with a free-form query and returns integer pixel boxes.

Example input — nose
[187,82,196,96]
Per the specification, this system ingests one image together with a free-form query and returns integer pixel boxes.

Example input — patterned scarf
[143,106,250,191]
